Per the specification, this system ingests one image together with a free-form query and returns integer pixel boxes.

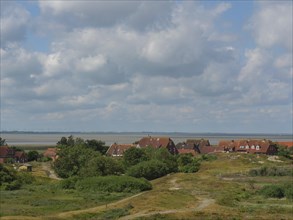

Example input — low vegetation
[1,136,292,219]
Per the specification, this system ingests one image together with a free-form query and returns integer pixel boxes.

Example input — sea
[1,132,292,147]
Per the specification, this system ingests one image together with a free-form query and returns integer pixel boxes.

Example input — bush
[126,160,170,180]
[249,166,292,176]
[59,176,79,189]
[259,185,284,198]
[283,183,293,200]
[201,154,217,161]
[0,164,16,185]
[177,154,201,173]
[75,176,152,192]
[5,180,22,190]
[179,159,200,173]
[17,172,35,184]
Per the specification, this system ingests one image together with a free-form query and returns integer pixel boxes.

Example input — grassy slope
[1,154,292,220]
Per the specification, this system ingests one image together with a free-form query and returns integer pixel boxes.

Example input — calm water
[1,132,292,146]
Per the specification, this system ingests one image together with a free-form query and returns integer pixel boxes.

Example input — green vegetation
[0,164,35,191]
[127,160,170,180]
[177,153,201,173]
[275,143,293,159]
[74,176,152,192]
[249,165,292,176]
[1,136,292,219]
[59,175,152,193]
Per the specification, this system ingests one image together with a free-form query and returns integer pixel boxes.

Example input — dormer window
[251,145,255,149]
[256,145,260,150]
[245,145,249,149]
[240,145,244,149]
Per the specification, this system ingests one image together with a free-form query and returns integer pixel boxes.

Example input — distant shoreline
[1,131,292,136]
[1,132,292,147]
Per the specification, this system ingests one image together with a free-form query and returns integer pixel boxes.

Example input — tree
[79,156,124,177]
[54,144,99,178]
[0,137,7,146]
[27,151,39,161]
[123,147,147,167]
[57,137,68,146]
[85,139,108,154]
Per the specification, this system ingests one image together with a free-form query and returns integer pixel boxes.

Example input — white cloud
[249,1,292,50]
[0,1,292,133]
[0,2,30,46]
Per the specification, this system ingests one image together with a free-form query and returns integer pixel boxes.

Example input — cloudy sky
[0,1,292,133]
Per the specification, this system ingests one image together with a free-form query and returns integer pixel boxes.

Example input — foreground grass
[1,154,292,219]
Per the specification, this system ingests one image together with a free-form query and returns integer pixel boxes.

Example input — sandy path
[41,162,61,180]
[119,197,215,220]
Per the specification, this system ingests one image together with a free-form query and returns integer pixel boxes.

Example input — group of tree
[57,135,109,154]
[53,136,202,181]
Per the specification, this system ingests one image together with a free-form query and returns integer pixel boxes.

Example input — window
[256,145,260,150]
[251,145,255,149]
[240,146,244,149]
[245,145,249,149]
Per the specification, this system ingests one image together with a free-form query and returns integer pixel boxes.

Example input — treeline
[53,136,205,192]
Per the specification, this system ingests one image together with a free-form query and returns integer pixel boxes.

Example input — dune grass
[1,154,292,219]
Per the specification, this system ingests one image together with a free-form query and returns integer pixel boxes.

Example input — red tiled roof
[137,136,178,154]
[0,146,15,158]
[277,142,293,148]
[138,136,171,149]
[14,151,26,158]
[43,148,58,158]
[106,143,135,156]
[198,145,222,154]
[219,139,277,154]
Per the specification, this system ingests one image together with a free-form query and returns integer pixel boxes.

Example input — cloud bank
[1,1,292,133]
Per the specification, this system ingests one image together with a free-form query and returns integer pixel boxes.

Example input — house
[237,139,277,155]
[176,139,222,155]
[218,140,238,152]
[137,136,178,155]
[106,143,135,156]
[218,139,277,155]
[0,146,27,163]
[43,148,58,161]
[14,151,27,163]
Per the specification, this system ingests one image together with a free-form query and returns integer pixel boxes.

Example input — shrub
[177,154,201,173]
[179,160,200,173]
[0,164,16,185]
[75,176,152,192]
[17,172,35,184]
[126,160,170,180]
[5,180,22,190]
[259,185,284,198]
[248,166,292,177]
[201,154,217,161]
[283,183,293,200]
[59,176,79,189]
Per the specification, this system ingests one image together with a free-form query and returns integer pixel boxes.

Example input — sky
[0,1,292,134]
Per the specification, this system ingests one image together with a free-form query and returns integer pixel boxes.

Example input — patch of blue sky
[18,0,40,17]
[24,32,50,53]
